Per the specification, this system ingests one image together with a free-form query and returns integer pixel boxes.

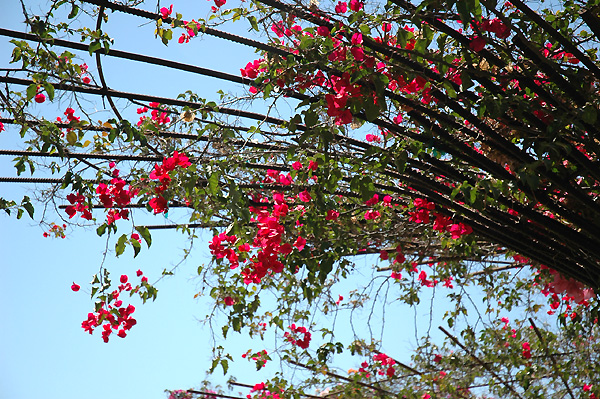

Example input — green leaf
[88,41,101,55]
[21,199,34,219]
[66,131,77,145]
[68,4,79,18]
[582,105,597,124]
[43,82,55,101]
[208,171,220,194]
[220,359,229,375]
[248,15,258,31]
[26,84,37,101]
[97,223,107,236]
[131,239,141,258]
[115,234,128,256]
[135,226,152,248]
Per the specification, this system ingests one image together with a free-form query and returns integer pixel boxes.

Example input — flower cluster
[247,383,283,399]
[168,390,193,399]
[209,233,240,269]
[373,352,396,377]
[325,73,362,125]
[178,19,205,43]
[58,107,81,124]
[65,192,93,220]
[147,151,191,214]
[80,274,138,343]
[521,342,532,359]
[410,198,473,239]
[79,63,91,84]
[96,163,138,225]
[43,223,66,238]
[242,349,270,369]
[284,324,311,349]
[537,266,596,317]
[77,271,150,342]
[137,102,171,126]
[476,18,511,39]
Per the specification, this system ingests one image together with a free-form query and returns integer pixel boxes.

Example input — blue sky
[0,1,464,398]
[0,2,269,397]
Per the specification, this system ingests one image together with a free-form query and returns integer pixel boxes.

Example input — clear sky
[0,1,459,398]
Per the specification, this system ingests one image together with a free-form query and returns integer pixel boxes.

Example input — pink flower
[292,161,303,170]
[136,269,143,277]
[391,271,402,280]
[160,4,173,19]
[382,22,391,32]
[298,190,312,202]
[35,93,46,103]
[120,275,128,284]
[71,283,80,292]
[308,160,318,171]
[82,76,91,84]
[433,354,442,363]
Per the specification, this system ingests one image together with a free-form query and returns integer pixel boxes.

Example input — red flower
[294,236,307,251]
[469,36,486,52]
[149,195,168,214]
[326,209,340,220]
[120,275,128,284]
[224,296,235,306]
[136,269,143,277]
[335,1,347,13]
[82,76,91,84]
[364,210,380,220]
[35,93,46,103]
[316,26,330,36]
[351,32,363,45]
[349,0,363,11]
[71,282,80,292]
